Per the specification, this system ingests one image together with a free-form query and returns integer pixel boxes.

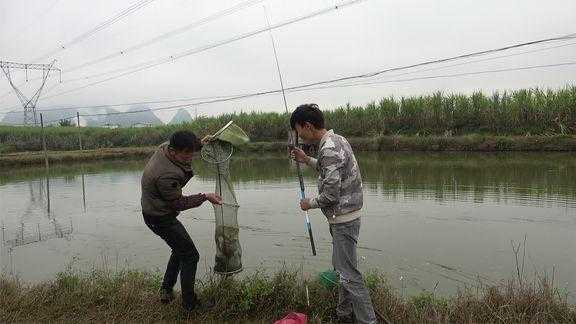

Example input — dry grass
[1,268,574,323]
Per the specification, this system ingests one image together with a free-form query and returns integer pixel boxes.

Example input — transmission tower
[0,60,61,125]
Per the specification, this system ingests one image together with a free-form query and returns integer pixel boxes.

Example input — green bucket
[319,270,338,289]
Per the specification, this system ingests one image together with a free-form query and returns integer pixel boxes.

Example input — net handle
[211,120,234,139]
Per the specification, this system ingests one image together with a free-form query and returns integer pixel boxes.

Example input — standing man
[141,130,222,311]
[290,104,377,324]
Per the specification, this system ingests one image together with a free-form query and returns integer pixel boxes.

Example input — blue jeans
[330,218,377,324]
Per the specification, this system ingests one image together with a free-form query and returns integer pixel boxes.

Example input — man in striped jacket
[290,104,377,324]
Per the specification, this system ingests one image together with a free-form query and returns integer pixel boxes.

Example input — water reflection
[0,152,574,298]
[1,176,73,275]
[2,220,73,249]
[2,152,576,207]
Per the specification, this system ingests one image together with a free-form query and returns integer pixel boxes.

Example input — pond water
[1,152,575,298]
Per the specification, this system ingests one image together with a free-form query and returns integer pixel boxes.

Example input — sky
[0,0,575,123]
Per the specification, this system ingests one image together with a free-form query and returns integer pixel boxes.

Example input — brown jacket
[141,143,206,217]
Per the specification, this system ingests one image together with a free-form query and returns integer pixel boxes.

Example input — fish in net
[201,121,249,275]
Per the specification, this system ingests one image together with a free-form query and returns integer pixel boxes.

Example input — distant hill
[1,111,24,125]
[83,107,119,127]
[169,109,192,124]
[1,109,75,126]
[1,106,164,127]
[96,106,163,127]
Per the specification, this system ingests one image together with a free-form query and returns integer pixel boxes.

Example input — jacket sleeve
[307,157,318,170]
[309,147,344,209]
[156,175,207,211]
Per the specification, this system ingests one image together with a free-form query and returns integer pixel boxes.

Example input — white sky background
[0,0,575,123]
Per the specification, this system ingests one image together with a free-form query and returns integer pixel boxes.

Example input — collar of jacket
[318,129,334,148]
[160,142,194,173]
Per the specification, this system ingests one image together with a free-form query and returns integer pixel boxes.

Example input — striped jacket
[308,130,363,222]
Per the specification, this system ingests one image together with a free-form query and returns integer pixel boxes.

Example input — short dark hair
[169,130,202,152]
[290,103,325,130]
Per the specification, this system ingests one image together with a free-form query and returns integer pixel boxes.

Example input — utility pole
[0,60,61,125]
[76,112,83,150]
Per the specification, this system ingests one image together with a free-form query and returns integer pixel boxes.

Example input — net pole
[264,6,316,256]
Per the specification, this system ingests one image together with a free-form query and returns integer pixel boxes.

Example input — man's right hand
[290,147,310,164]
[205,193,223,205]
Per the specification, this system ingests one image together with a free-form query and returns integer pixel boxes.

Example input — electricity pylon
[0,60,61,125]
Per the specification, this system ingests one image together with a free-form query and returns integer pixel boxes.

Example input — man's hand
[205,193,223,205]
[300,198,312,211]
[290,147,310,164]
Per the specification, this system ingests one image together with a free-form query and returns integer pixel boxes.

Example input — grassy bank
[1,269,574,323]
[1,134,576,167]
[0,143,282,167]
[1,86,575,153]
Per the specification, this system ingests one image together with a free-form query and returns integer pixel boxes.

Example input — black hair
[290,103,325,130]
[169,130,202,152]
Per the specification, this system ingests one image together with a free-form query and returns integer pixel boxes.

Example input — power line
[62,0,264,77]
[277,33,576,92]
[38,0,367,101]
[0,0,158,104]
[7,0,61,43]
[0,94,239,115]
[39,30,576,104]
[338,41,576,87]
[298,62,576,92]
[13,0,263,86]
[43,60,576,125]
[31,0,157,62]
[3,60,574,127]
[57,30,569,109]
[1,37,575,117]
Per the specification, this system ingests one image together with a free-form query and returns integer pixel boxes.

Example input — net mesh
[201,138,242,274]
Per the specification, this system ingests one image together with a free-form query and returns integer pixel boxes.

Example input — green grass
[1,86,575,153]
[2,134,576,168]
[1,269,574,323]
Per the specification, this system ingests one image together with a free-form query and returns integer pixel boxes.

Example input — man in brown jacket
[141,130,221,311]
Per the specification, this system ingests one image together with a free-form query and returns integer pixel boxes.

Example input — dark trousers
[143,214,200,307]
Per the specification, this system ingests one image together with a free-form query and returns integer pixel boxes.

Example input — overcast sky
[0,0,575,123]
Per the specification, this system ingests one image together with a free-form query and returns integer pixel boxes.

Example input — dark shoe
[160,289,175,304]
[337,313,354,323]
[182,297,216,312]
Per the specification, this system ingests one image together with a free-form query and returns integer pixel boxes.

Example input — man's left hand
[300,198,312,211]
[205,192,223,205]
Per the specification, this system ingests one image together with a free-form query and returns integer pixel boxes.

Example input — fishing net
[200,121,249,275]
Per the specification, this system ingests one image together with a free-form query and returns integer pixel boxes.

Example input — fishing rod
[264,7,316,257]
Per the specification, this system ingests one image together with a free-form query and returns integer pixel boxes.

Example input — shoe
[182,296,216,312]
[337,313,354,323]
[160,289,175,304]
